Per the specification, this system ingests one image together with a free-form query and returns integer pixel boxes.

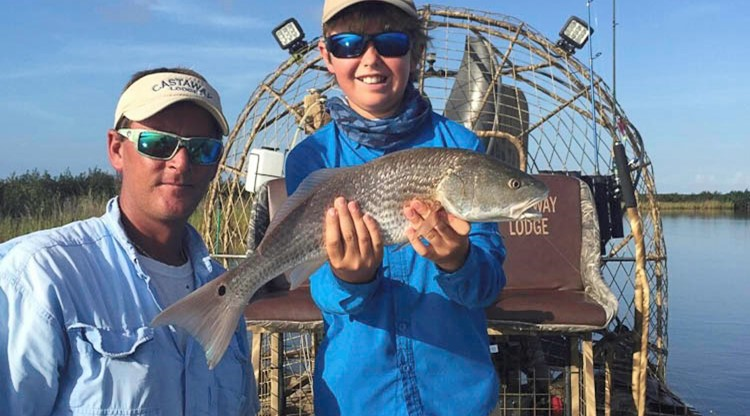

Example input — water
[662,213,750,416]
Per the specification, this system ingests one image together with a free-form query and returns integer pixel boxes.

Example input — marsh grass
[0,169,121,242]
[657,190,750,212]
[0,194,207,243]
[3,169,747,243]
[0,194,110,242]
[659,200,734,211]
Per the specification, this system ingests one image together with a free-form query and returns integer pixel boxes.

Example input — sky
[0,0,748,194]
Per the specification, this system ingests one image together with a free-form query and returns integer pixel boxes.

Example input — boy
[285,1,505,415]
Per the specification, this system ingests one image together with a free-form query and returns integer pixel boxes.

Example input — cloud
[668,2,724,22]
[730,171,750,190]
[0,101,74,125]
[693,173,717,188]
[689,171,750,193]
[107,0,269,30]
[0,41,284,81]
[96,0,154,24]
[0,135,112,178]
[0,63,123,81]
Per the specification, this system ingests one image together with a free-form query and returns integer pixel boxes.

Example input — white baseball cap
[113,72,229,135]
[322,0,418,24]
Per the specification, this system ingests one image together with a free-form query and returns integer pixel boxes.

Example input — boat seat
[244,174,618,333]
[485,173,618,332]
[244,178,322,332]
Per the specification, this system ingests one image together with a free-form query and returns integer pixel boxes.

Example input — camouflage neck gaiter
[325,84,432,150]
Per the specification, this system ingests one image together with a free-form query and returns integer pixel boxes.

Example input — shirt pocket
[66,323,161,415]
[211,332,253,415]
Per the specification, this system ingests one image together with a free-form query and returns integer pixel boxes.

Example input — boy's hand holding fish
[325,196,383,283]
[404,200,471,272]
[324,195,473,282]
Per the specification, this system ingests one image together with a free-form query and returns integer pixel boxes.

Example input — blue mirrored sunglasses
[117,129,223,165]
[325,31,411,58]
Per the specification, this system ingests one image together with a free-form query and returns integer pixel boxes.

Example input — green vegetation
[656,190,750,212]
[0,169,205,242]
[0,169,120,241]
[2,170,749,242]
[0,169,119,217]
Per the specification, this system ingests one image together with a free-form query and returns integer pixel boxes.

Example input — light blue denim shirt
[285,112,504,416]
[0,198,259,416]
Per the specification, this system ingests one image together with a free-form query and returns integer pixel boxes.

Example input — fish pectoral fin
[151,274,244,370]
[287,258,326,290]
[402,199,443,238]
[414,209,440,238]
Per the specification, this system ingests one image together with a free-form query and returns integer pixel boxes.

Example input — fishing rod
[586,0,601,175]
[612,0,617,120]
[607,2,649,412]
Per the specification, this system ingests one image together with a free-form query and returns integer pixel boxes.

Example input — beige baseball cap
[113,72,229,136]
[322,0,418,24]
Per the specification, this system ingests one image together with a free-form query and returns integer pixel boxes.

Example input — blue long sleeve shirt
[0,198,259,416]
[285,112,505,416]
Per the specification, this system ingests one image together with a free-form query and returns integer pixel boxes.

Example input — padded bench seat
[487,289,608,328]
[485,174,617,333]
[245,286,321,332]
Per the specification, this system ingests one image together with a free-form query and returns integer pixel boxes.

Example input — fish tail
[151,273,245,369]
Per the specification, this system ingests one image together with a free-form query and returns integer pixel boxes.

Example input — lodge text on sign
[508,195,557,236]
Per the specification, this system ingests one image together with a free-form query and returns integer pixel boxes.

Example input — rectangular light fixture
[272,18,306,54]
[559,16,593,50]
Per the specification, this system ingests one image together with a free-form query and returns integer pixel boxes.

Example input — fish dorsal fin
[258,167,347,254]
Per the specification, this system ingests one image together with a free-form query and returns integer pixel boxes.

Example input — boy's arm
[309,263,382,315]
[1,269,65,416]
[284,143,324,196]
[286,145,382,316]
[402,197,506,309]
[434,222,507,309]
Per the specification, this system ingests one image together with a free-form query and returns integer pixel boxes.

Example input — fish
[152,147,549,369]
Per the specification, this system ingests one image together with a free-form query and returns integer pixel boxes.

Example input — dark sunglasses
[117,129,223,165]
[325,31,411,58]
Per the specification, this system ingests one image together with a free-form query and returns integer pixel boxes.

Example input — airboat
[200,4,699,416]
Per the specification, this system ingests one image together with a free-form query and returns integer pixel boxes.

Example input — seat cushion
[244,286,322,331]
[486,289,608,329]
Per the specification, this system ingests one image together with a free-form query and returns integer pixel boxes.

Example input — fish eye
[508,178,521,189]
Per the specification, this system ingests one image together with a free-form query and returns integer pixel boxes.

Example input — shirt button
[398,322,408,332]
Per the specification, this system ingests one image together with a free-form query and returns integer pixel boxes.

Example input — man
[0,67,259,415]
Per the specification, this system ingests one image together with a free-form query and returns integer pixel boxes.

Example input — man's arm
[1,270,66,416]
